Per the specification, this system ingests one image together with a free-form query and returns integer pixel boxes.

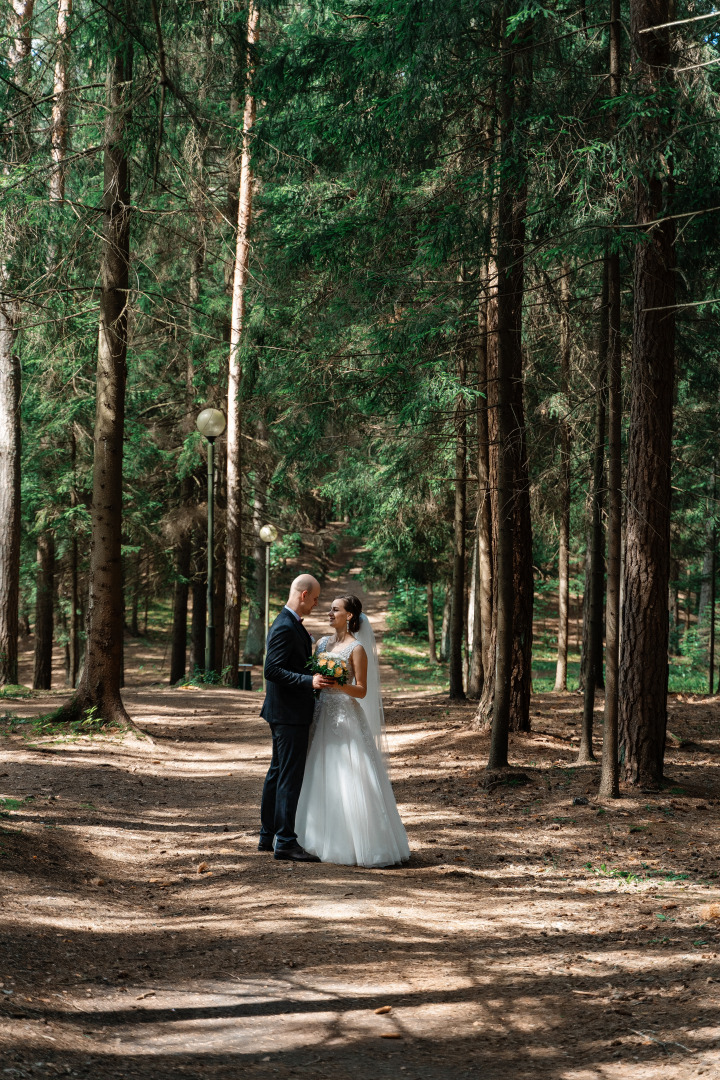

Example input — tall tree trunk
[0,1,34,686]
[243,495,266,664]
[449,356,467,699]
[599,0,622,800]
[8,1,35,152]
[169,481,192,685]
[169,540,191,684]
[130,550,141,636]
[426,581,438,663]
[440,584,451,661]
[481,9,534,746]
[577,260,608,763]
[68,534,79,686]
[579,529,591,691]
[479,262,500,725]
[467,537,478,679]
[244,421,269,664]
[580,528,606,692]
[554,267,571,691]
[709,471,717,694]
[467,533,482,696]
[37,0,73,677]
[699,542,713,624]
[168,185,204,686]
[617,0,676,787]
[0,332,20,687]
[699,480,716,626]
[33,532,55,689]
[48,0,71,254]
[487,1,534,769]
[56,1,133,726]
[223,0,260,686]
[66,429,80,686]
[469,284,493,698]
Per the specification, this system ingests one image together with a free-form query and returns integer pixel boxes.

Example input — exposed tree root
[44,690,150,740]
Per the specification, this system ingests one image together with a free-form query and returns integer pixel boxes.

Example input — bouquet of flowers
[306,652,349,694]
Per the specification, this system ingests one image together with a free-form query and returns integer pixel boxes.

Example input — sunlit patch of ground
[2,563,720,1078]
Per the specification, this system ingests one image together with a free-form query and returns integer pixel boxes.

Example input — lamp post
[196,408,226,676]
[259,523,278,690]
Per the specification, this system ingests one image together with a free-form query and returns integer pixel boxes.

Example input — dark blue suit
[259,608,315,850]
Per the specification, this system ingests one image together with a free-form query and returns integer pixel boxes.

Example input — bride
[295,594,410,868]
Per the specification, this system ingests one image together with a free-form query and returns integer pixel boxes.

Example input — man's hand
[312,673,336,690]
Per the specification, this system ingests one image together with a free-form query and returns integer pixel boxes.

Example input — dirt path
[2,565,720,1079]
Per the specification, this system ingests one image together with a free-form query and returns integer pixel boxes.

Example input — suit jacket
[260,607,315,726]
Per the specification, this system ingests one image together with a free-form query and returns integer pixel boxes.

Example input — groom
[259,573,335,861]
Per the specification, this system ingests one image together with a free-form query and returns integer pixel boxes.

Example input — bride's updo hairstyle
[340,594,363,633]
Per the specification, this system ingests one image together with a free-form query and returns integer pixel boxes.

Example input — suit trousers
[260,723,310,850]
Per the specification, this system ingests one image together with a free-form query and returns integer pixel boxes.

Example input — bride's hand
[312,673,336,690]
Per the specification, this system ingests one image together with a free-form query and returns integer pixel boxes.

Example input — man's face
[298,585,321,617]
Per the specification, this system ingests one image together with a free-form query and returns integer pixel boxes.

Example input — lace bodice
[316,635,361,659]
[316,635,362,690]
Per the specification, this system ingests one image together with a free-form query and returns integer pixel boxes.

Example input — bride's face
[328,598,349,631]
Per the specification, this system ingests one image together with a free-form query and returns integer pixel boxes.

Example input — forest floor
[2,565,720,1079]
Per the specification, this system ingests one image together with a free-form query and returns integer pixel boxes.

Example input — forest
[2,0,720,1076]
[3,0,719,784]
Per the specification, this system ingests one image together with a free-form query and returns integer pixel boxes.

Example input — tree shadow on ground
[2,689,720,1079]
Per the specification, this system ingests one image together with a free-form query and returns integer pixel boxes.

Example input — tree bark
[63,427,79,686]
[487,1,534,769]
[38,2,72,679]
[50,0,72,200]
[699,542,713,625]
[709,472,717,694]
[554,267,571,692]
[55,1,133,726]
[129,550,141,636]
[0,1,35,686]
[449,356,467,699]
[598,0,622,800]
[440,584,451,661]
[600,267,622,795]
[617,0,676,787]
[33,532,55,689]
[469,285,493,698]
[467,536,478,679]
[0,328,20,687]
[47,0,71,268]
[244,421,269,664]
[169,481,192,685]
[223,0,261,686]
[481,7,534,746]
[169,546,190,684]
[67,534,79,686]
[577,260,608,763]
[699,478,715,626]
[427,581,438,663]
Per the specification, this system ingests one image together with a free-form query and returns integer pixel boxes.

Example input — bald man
[259,574,334,861]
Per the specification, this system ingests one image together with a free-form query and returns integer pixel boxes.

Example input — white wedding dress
[295,618,409,868]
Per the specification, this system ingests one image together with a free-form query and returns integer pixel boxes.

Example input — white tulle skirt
[295,690,410,868]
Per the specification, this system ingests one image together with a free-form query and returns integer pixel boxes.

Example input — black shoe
[274,843,320,863]
[258,837,274,852]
